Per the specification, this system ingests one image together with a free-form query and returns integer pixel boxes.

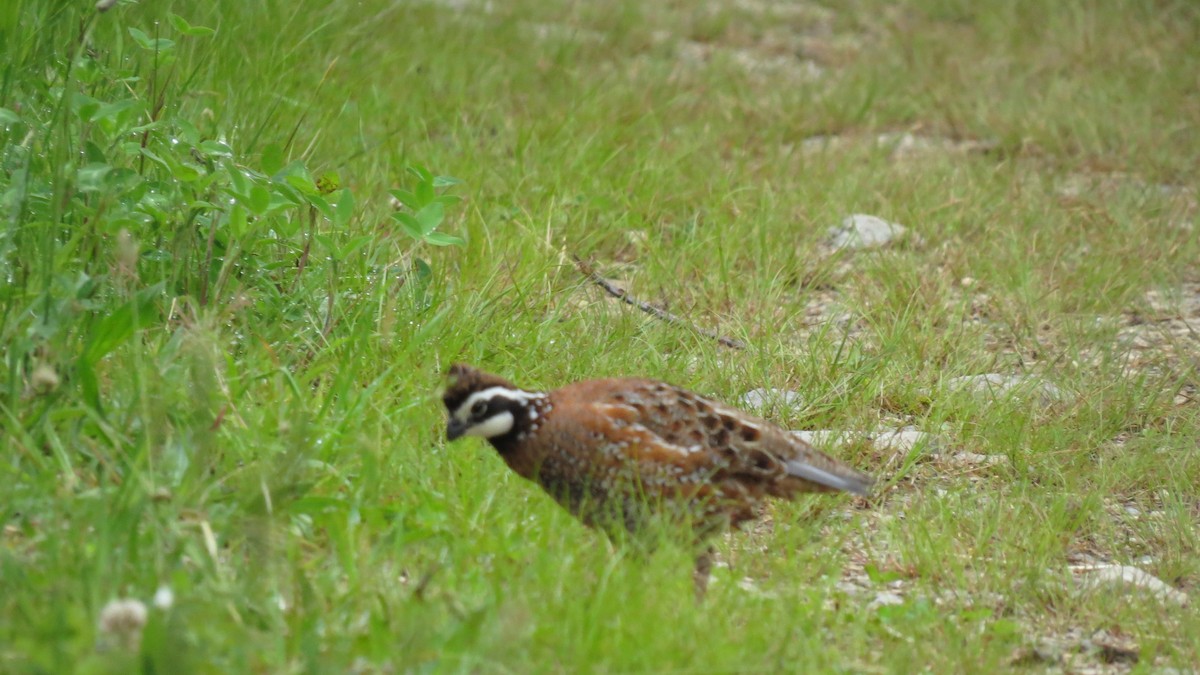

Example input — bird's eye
[470,401,486,415]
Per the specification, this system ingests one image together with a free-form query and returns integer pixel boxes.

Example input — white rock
[868,590,905,610]
[872,429,940,453]
[792,428,942,455]
[827,214,908,249]
[790,430,849,447]
[835,580,866,595]
[944,374,1068,404]
[1071,564,1189,605]
[935,452,1009,467]
[740,388,804,409]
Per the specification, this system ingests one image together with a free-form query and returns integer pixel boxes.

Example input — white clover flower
[153,586,174,610]
[98,598,148,650]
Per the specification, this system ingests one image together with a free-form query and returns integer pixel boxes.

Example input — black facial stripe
[479,395,526,422]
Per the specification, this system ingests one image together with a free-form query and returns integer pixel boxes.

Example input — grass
[2,0,1198,671]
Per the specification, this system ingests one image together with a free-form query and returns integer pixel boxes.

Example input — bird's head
[442,364,545,442]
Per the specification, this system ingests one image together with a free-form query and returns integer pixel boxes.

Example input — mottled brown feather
[442,365,875,597]
[446,366,872,541]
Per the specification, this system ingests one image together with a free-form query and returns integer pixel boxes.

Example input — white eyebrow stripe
[455,387,546,420]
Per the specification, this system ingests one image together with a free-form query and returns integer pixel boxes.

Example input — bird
[441,363,873,597]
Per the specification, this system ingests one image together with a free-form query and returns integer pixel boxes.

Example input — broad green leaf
[388,188,418,208]
[171,161,202,182]
[168,13,216,36]
[286,173,318,196]
[198,140,233,157]
[76,164,112,193]
[227,163,249,195]
[83,284,164,363]
[76,99,101,122]
[340,235,372,259]
[308,194,333,221]
[406,165,433,183]
[138,147,171,173]
[272,182,305,207]
[227,203,249,238]
[414,257,432,280]
[0,107,20,124]
[415,179,434,206]
[392,212,423,240]
[174,117,201,145]
[335,189,354,227]
[84,141,107,163]
[105,167,141,192]
[423,231,464,247]
[126,120,165,136]
[128,27,175,52]
[89,99,137,123]
[415,202,444,235]
[261,143,284,176]
[248,185,271,215]
[314,233,337,254]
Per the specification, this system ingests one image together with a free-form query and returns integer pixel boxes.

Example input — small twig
[571,254,746,350]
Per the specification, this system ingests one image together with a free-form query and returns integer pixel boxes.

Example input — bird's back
[517,377,869,534]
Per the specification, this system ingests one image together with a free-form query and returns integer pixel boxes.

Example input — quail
[442,363,873,597]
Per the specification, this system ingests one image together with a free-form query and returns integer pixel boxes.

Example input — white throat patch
[464,411,515,438]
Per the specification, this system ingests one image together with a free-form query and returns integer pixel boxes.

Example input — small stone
[793,427,942,453]
[1032,640,1065,664]
[827,214,908,249]
[872,428,941,453]
[740,388,804,409]
[935,452,1009,467]
[1007,643,1062,666]
[944,373,1068,404]
[1087,628,1139,664]
[834,580,866,595]
[790,430,848,447]
[736,577,777,597]
[868,591,905,610]
[1071,564,1189,605]
[30,363,60,394]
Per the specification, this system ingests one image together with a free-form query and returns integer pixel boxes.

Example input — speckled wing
[564,378,874,498]
[536,385,725,497]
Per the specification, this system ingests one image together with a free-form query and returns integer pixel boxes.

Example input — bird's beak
[446,418,467,441]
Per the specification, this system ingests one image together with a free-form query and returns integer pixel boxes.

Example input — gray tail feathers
[785,460,874,496]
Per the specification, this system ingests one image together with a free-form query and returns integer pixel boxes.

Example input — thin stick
[572,254,746,350]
